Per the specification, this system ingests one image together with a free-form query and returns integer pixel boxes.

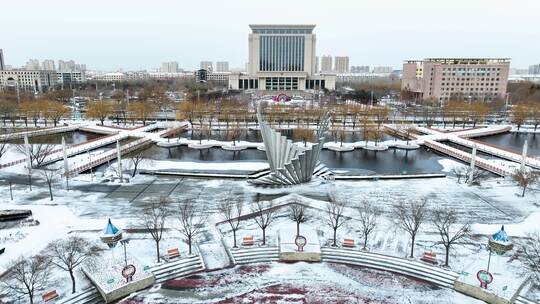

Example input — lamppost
[120,238,130,267]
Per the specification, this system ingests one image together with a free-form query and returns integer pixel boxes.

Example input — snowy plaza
[0,118,540,304]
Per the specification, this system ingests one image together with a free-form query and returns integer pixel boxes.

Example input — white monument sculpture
[250,106,333,186]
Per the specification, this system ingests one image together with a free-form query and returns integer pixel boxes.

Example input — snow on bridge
[386,124,527,176]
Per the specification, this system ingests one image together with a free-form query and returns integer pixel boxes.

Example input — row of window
[259,35,305,72]
[441,87,499,92]
[442,78,500,81]
[442,67,501,71]
[253,29,312,34]
[441,73,500,77]
[265,77,299,90]
[440,83,500,86]
[238,79,259,89]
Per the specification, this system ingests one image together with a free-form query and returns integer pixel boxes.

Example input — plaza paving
[33,175,525,224]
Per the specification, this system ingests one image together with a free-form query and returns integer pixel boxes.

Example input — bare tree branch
[138,197,172,262]
[46,236,100,293]
[251,201,277,246]
[391,199,428,258]
[289,204,309,236]
[1,255,51,304]
[326,199,349,247]
[178,199,206,255]
[357,200,381,250]
[218,200,243,248]
[431,208,471,266]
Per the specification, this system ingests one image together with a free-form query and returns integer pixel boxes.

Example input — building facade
[216,61,229,72]
[229,24,336,91]
[57,71,86,85]
[0,49,5,70]
[334,56,349,73]
[25,59,40,70]
[402,58,510,102]
[372,66,393,74]
[351,65,370,73]
[529,64,540,75]
[200,61,213,71]
[0,70,58,92]
[320,55,333,73]
[161,61,179,73]
[42,59,56,71]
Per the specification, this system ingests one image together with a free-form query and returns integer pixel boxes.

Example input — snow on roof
[491,225,510,243]
[103,218,120,236]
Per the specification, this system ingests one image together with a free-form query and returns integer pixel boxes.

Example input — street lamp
[120,238,130,267]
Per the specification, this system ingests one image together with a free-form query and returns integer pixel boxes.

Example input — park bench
[342,238,355,248]
[242,235,254,246]
[165,248,181,261]
[42,290,59,302]
[421,251,438,264]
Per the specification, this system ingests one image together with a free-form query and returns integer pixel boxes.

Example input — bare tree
[391,199,428,258]
[178,199,206,255]
[1,255,51,304]
[251,201,277,246]
[138,198,171,262]
[16,143,55,167]
[227,124,242,146]
[519,232,540,281]
[513,169,539,197]
[357,200,381,250]
[463,167,489,185]
[431,208,471,266]
[293,128,315,147]
[37,167,60,201]
[127,148,152,177]
[218,200,244,248]
[0,133,12,163]
[451,167,466,184]
[326,199,349,247]
[289,204,308,236]
[46,236,100,293]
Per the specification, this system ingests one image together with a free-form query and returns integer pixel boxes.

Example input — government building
[229,24,336,91]
[402,58,510,103]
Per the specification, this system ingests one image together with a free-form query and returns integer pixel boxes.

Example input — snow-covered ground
[127,262,485,304]
[1,123,540,302]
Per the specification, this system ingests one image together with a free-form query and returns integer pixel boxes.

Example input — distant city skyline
[1,0,539,71]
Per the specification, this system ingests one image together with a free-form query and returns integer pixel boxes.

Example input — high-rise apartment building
[402,58,510,102]
[229,24,335,91]
[372,66,393,74]
[216,61,229,72]
[25,59,40,70]
[529,64,540,75]
[58,60,85,72]
[200,61,213,71]
[161,61,179,73]
[350,66,370,73]
[320,55,333,73]
[0,49,4,70]
[334,56,349,73]
[42,59,56,71]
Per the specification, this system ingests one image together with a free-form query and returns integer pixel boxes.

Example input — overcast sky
[1,0,539,71]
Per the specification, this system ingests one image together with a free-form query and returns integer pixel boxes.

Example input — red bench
[421,251,438,264]
[343,238,355,248]
[166,248,181,260]
[42,290,59,302]
[242,236,254,246]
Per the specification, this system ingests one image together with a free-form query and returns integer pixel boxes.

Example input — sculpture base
[278,227,321,262]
